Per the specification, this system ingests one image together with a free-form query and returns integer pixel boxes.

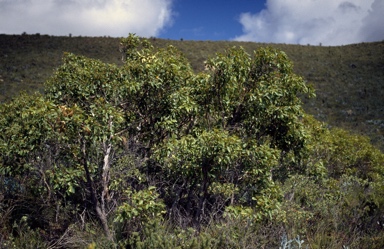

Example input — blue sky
[0,0,383,46]
[158,0,265,41]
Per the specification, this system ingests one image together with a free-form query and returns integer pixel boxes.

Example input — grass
[0,34,383,150]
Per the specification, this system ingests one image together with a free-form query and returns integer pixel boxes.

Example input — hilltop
[0,34,383,150]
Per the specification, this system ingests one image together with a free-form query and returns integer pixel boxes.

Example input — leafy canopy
[0,34,321,241]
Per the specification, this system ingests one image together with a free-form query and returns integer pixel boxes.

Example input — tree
[0,34,315,242]
[154,45,314,224]
[42,34,197,239]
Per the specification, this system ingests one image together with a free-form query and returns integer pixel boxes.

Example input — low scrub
[1,35,383,248]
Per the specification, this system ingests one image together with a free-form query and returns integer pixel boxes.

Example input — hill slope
[0,34,383,150]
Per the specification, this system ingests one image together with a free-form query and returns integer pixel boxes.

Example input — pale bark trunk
[81,138,113,241]
[100,141,113,240]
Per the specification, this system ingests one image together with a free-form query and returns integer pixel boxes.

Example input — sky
[0,0,383,46]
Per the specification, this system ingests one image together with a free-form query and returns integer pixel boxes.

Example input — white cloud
[0,0,174,37]
[234,0,383,45]
[359,0,384,42]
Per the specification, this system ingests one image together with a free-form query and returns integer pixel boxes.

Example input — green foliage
[114,186,166,245]
[115,186,166,224]
[1,34,384,248]
[122,221,219,249]
[278,121,384,248]
[119,35,197,145]
[2,34,384,152]
[0,93,58,174]
[152,44,313,224]
[324,128,384,179]
[1,216,48,249]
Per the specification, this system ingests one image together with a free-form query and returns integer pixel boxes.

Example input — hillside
[0,34,383,150]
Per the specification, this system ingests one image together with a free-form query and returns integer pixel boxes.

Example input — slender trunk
[100,141,113,240]
[95,205,112,240]
[81,138,113,241]
[194,161,210,228]
[101,141,112,215]
[186,179,197,217]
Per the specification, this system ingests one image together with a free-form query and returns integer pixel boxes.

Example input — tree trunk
[81,138,113,241]
[95,204,112,240]
[194,160,210,228]
[100,141,113,240]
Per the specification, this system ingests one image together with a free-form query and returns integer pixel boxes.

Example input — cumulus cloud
[0,0,174,37]
[234,0,384,45]
[359,0,384,42]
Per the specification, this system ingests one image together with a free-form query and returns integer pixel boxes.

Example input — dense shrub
[0,34,383,248]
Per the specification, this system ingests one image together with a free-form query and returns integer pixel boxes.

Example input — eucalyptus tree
[0,34,314,241]
[155,45,314,224]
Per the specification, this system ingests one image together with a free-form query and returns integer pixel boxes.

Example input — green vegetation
[1,33,383,151]
[1,34,384,248]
